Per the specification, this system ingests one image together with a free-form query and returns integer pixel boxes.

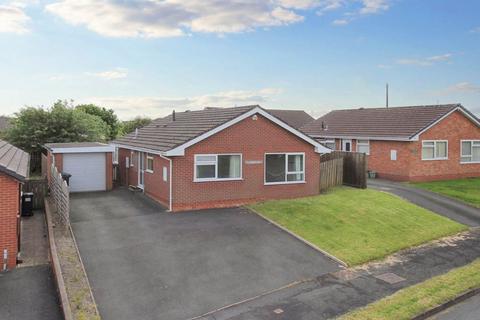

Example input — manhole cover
[374,272,406,284]
[273,308,284,314]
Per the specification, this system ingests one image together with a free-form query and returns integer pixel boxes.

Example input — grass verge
[249,187,466,266]
[412,178,480,208]
[339,259,480,320]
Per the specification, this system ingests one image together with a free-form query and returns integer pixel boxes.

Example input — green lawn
[339,259,480,320]
[249,187,466,266]
[412,178,480,208]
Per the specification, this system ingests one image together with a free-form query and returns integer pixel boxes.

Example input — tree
[121,117,152,135]
[76,104,121,140]
[5,100,109,153]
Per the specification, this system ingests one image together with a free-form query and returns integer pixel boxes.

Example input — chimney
[172,110,176,121]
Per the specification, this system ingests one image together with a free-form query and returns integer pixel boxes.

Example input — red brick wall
[368,140,413,181]
[409,110,480,181]
[144,155,170,208]
[171,114,320,211]
[0,173,20,270]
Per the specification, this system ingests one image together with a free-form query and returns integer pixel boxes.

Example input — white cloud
[359,0,389,15]
[470,27,480,34]
[81,87,282,119]
[46,0,306,38]
[86,68,128,80]
[0,4,30,34]
[332,18,349,26]
[396,53,452,67]
[444,82,480,94]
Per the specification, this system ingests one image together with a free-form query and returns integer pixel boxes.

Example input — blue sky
[0,0,479,120]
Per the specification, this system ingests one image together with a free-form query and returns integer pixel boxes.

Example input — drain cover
[273,308,284,314]
[375,272,406,284]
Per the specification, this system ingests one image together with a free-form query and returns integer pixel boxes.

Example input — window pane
[325,142,336,149]
[358,140,369,144]
[422,147,434,159]
[266,154,286,183]
[147,158,154,171]
[423,141,435,147]
[461,156,471,163]
[287,173,304,182]
[473,146,480,162]
[218,155,241,178]
[462,142,472,156]
[436,142,447,158]
[358,145,369,154]
[288,154,303,172]
[196,165,215,179]
[196,155,216,163]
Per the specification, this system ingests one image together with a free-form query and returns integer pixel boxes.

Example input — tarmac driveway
[70,188,340,320]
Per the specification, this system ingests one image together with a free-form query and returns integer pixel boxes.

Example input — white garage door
[63,153,106,192]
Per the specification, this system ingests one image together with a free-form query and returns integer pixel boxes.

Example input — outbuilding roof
[0,139,29,181]
[44,142,114,154]
[113,105,330,155]
[302,104,480,141]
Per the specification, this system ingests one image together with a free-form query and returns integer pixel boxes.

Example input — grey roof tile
[0,139,29,181]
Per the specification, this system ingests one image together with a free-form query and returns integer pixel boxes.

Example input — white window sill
[194,178,243,183]
[264,181,306,186]
[146,169,154,173]
[460,161,480,164]
[421,158,448,161]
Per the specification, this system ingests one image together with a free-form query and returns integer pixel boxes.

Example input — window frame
[264,152,306,185]
[113,147,119,164]
[162,166,168,182]
[130,151,135,167]
[193,153,243,182]
[146,154,154,173]
[319,139,336,150]
[460,140,480,164]
[356,139,370,155]
[421,140,448,161]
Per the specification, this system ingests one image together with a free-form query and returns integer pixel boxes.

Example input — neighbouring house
[0,139,29,271]
[44,142,114,192]
[302,104,480,181]
[113,105,330,211]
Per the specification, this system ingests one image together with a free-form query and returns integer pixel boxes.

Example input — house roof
[44,142,114,154]
[301,104,479,140]
[0,139,29,181]
[267,109,314,129]
[113,105,330,155]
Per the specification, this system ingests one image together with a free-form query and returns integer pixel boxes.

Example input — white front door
[342,139,352,152]
[138,152,145,189]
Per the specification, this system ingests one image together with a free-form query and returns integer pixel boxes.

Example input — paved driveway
[368,179,480,227]
[70,189,340,320]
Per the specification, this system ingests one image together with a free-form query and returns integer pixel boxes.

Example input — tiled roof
[0,139,29,181]
[113,105,258,152]
[44,142,110,150]
[301,104,473,139]
[267,109,314,129]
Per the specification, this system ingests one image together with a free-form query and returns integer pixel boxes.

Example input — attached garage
[45,142,114,192]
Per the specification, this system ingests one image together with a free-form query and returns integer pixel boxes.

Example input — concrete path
[429,293,480,320]
[70,189,340,320]
[200,229,480,320]
[368,179,480,227]
[0,211,62,320]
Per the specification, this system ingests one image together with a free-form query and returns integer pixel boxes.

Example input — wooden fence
[23,177,48,209]
[48,164,70,224]
[320,151,368,189]
[319,157,343,192]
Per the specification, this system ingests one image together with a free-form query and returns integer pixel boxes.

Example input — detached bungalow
[0,140,29,270]
[113,105,329,211]
[302,104,480,181]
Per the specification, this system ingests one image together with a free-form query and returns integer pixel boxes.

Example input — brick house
[302,104,480,182]
[0,139,29,271]
[113,106,329,211]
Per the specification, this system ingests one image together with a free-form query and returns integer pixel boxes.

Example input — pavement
[0,211,62,320]
[69,188,341,320]
[368,179,480,227]
[430,293,480,320]
[202,228,480,320]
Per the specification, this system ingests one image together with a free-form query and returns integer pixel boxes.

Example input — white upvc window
[146,154,154,173]
[162,166,168,182]
[113,147,119,164]
[356,139,370,155]
[265,153,305,185]
[461,140,480,164]
[194,154,242,182]
[130,151,135,167]
[320,139,336,150]
[422,140,448,160]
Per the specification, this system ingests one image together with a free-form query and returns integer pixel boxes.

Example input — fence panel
[321,151,367,189]
[319,157,343,192]
[23,178,48,209]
